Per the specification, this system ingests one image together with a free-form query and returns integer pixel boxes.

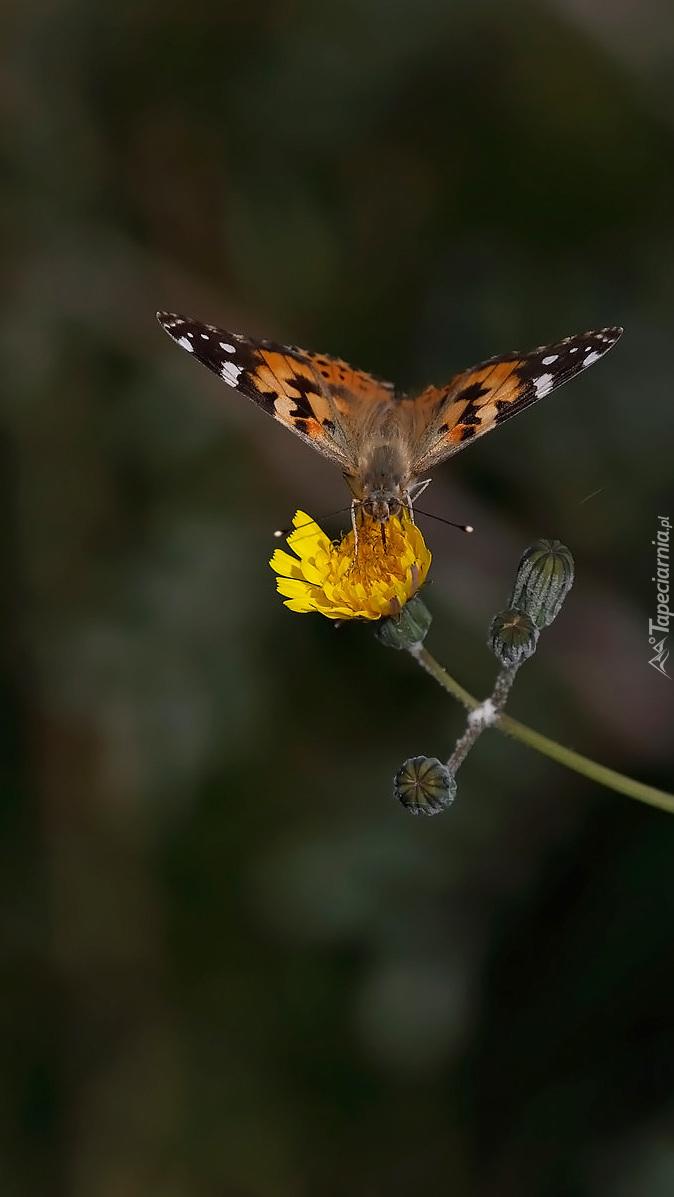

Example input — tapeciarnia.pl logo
[649,515,671,678]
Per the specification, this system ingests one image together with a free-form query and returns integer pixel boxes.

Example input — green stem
[409,643,674,815]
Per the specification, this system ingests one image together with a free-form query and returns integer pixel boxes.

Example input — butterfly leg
[350,500,360,557]
[404,478,432,523]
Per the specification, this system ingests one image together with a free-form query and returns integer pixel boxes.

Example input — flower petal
[270,508,432,621]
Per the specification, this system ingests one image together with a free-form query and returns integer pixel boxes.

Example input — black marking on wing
[454,381,490,406]
[282,372,323,420]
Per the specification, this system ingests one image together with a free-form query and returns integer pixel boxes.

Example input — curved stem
[409,644,674,815]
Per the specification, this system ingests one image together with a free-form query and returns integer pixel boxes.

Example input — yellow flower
[270,509,431,620]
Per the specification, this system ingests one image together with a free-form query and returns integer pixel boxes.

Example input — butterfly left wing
[157,312,395,471]
[406,326,623,474]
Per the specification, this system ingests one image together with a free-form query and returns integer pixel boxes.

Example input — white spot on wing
[200,332,209,340]
[584,350,601,365]
[570,347,578,353]
[177,336,194,352]
[534,373,554,397]
[221,360,243,387]
[219,342,236,353]
[542,354,558,365]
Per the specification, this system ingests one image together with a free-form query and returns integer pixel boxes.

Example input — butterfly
[157,312,622,525]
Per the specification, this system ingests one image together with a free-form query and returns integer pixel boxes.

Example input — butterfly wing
[157,312,395,471]
[406,326,623,474]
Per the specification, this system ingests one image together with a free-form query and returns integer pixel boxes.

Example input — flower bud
[376,595,432,650]
[509,538,575,629]
[394,755,456,816]
[488,607,539,666]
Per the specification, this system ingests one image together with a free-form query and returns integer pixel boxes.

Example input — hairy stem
[408,643,674,815]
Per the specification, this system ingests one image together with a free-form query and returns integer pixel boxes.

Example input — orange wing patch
[441,360,525,445]
[300,351,395,418]
[245,349,338,441]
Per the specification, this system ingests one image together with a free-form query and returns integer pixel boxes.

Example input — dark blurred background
[2,1,674,1194]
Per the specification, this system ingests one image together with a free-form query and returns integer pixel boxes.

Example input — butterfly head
[361,493,403,523]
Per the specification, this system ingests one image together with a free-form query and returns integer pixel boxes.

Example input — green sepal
[376,595,432,650]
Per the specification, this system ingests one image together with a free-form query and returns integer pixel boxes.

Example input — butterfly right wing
[157,312,395,472]
[405,326,623,474]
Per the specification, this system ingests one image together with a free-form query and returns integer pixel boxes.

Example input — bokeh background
[2,1,674,1194]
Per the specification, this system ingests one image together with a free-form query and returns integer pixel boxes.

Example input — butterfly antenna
[413,509,474,534]
[273,507,352,541]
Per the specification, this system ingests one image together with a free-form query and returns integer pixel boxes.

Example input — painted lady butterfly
[157,312,622,523]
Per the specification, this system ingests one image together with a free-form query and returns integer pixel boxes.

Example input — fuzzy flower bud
[394,755,456,816]
[488,607,539,666]
[509,538,575,629]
